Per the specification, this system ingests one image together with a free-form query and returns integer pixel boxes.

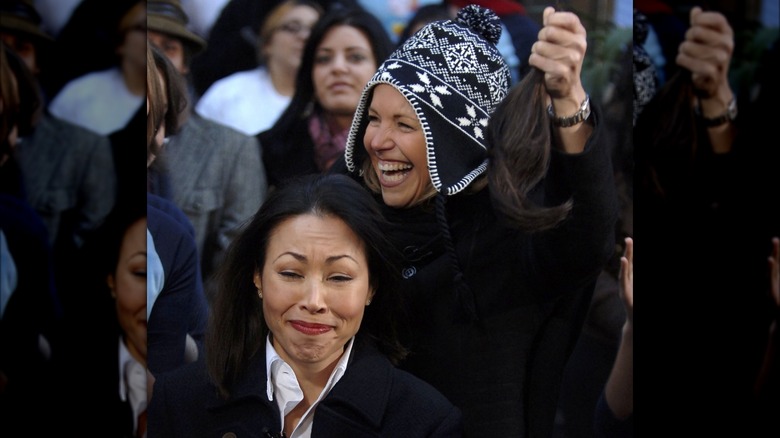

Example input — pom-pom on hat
[345,4,510,196]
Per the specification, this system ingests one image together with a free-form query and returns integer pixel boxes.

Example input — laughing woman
[334,5,618,436]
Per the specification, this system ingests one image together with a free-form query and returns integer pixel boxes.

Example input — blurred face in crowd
[254,214,373,371]
[147,30,187,74]
[364,84,432,208]
[108,217,148,365]
[117,3,147,71]
[263,4,321,74]
[312,25,377,124]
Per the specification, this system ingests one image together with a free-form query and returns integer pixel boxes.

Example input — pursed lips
[290,320,333,335]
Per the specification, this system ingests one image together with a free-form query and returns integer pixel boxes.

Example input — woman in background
[258,5,393,189]
[196,0,323,136]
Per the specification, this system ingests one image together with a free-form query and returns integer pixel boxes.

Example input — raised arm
[676,6,736,153]
[529,6,592,154]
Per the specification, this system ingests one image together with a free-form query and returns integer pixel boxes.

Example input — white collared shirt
[265,336,353,438]
[118,338,147,435]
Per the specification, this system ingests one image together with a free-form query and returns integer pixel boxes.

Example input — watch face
[728,99,738,119]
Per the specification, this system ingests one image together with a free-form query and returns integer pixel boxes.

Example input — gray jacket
[15,113,116,249]
[163,114,267,300]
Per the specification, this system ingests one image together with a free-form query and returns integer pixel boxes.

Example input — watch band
[695,97,737,127]
[548,95,591,127]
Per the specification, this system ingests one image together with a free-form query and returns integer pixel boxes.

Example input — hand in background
[619,237,634,328]
[768,237,779,309]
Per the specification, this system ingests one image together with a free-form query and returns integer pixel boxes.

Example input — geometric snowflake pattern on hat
[346,5,510,196]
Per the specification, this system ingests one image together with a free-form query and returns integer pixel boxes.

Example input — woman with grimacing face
[147,174,463,437]
[253,212,373,368]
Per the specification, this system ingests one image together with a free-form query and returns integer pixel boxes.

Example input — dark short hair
[206,173,407,397]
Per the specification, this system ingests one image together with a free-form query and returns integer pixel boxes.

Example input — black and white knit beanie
[345,4,511,196]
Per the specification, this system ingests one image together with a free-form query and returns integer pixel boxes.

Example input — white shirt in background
[48,67,144,136]
[196,67,291,136]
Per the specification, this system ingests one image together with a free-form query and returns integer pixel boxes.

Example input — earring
[257,287,263,299]
[366,298,372,306]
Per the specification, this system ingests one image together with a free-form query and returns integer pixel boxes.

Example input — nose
[366,125,393,152]
[329,54,349,73]
[300,280,327,314]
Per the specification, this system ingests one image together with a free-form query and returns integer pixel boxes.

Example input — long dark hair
[259,5,393,144]
[486,68,573,232]
[206,173,407,398]
[634,69,699,200]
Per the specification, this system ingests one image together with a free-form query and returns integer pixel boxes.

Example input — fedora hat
[147,0,206,54]
[0,0,53,43]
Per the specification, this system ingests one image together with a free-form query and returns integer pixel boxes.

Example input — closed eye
[329,274,353,283]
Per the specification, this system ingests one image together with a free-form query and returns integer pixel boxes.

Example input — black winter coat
[148,337,462,437]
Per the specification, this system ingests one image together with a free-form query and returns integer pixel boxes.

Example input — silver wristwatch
[696,97,737,127]
[548,95,591,128]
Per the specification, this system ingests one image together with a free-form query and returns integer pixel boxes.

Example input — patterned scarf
[308,111,349,172]
[633,9,659,127]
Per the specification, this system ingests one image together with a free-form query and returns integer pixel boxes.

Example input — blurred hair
[146,43,188,161]
[634,69,699,200]
[0,42,42,142]
[146,45,164,157]
[1,44,18,156]
[486,68,573,231]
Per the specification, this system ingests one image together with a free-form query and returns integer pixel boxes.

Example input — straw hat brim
[0,13,54,43]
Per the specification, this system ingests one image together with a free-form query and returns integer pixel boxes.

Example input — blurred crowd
[1,0,778,437]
